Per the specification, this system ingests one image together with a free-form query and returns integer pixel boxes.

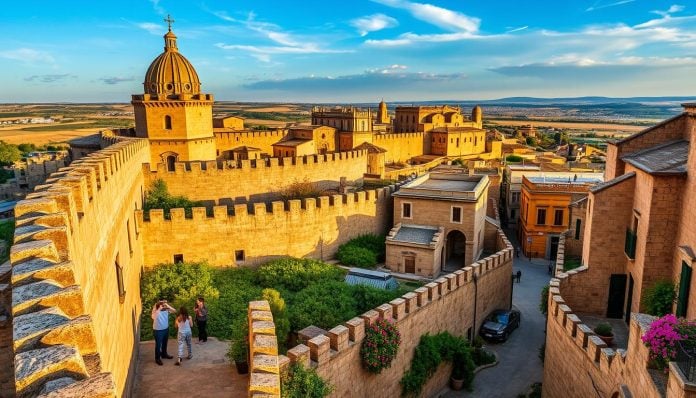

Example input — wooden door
[404,257,415,274]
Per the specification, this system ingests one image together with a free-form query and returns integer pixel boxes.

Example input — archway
[166,155,176,172]
[445,230,466,271]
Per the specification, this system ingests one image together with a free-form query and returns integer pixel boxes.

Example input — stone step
[37,372,115,398]
[14,344,89,395]
[249,372,280,396]
[251,354,279,373]
[11,240,61,265]
[12,259,75,287]
[12,281,83,318]
[14,307,96,355]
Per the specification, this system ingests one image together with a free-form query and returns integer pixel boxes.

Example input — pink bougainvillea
[642,314,696,372]
[360,318,401,374]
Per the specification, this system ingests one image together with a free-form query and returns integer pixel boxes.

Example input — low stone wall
[247,300,281,398]
[543,267,696,398]
[277,226,513,397]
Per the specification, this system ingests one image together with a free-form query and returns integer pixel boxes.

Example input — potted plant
[227,322,249,374]
[594,323,614,346]
[449,355,466,391]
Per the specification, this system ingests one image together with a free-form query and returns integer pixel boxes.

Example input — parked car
[479,309,521,342]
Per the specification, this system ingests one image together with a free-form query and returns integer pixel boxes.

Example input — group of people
[151,297,208,366]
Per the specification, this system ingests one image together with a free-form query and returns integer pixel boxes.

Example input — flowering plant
[360,318,401,374]
[641,314,696,371]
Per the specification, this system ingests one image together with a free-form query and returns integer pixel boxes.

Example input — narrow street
[440,228,550,398]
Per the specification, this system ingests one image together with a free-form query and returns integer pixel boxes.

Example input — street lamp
[471,272,478,345]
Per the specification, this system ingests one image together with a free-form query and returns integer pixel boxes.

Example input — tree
[0,142,21,165]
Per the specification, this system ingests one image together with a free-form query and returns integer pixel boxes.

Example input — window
[115,257,125,303]
[554,209,564,226]
[235,250,245,263]
[164,115,172,130]
[451,206,462,223]
[126,220,133,255]
[511,192,520,204]
[166,155,176,172]
[456,138,459,147]
[536,208,547,225]
[402,202,412,219]
[574,219,582,240]
[474,136,478,146]
[173,254,184,263]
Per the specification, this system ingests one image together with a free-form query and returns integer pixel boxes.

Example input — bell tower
[131,15,216,167]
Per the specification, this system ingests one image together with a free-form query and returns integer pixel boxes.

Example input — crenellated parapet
[276,226,514,397]
[247,300,281,398]
[7,135,150,397]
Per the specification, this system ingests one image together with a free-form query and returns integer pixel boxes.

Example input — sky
[1,0,695,103]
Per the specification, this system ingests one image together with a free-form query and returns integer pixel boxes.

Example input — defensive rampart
[544,234,696,398]
[137,187,393,267]
[214,129,289,156]
[373,133,426,164]
[143,150,368,203]
[274,226,513,397]
[5,131,149,397]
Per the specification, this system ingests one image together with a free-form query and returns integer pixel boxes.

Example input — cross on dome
[164,14,175,31]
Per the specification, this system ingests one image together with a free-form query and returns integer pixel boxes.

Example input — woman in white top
[175,307,193,365]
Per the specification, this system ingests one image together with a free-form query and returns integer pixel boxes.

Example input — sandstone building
[543,103,696,398]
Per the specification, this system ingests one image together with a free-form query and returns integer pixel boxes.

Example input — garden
[336,234,386,269]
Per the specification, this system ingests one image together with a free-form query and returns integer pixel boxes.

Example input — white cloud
[0,48,55,65]
[372,0,479,33]
[24,74,75,83]
[585,0,635,12]
[149,0,166,16]
[350,13,398,36]
[136,22,164,35]
[652,4,685,17]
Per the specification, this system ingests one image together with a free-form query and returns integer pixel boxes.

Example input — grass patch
[563,256,581,271]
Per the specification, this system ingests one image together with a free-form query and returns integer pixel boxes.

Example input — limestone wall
[279,226,513,397]
[543,266,696,398]
[214,130,289,156]
[143,150,368,203]
[137,187,393,267]
[373,133,426,164]
[247,300,281,398]
[7,132,149,397]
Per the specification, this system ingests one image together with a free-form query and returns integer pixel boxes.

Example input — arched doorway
[445,230,466,271]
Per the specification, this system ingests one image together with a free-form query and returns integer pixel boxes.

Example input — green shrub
[563,257,581,271]
[281,363,333,398]
[505,154,524,163]
[594,322,613,337]
[256,258,345,292]
[337,245,377,268]
[140,262,219,339]
[288,281,358,330]
[143,179,201,218]
[0,221,14,262]
[336,234,386,268]
[361,318,401,374]
[400,332,475,397]
[642,280,676,316]
[226,317,248,363]
[262,288,291,353]
[539,285,550,315]
[472,347,496,366]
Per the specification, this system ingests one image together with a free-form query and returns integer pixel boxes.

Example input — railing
[675,340,696,382]
[624,228,637,259]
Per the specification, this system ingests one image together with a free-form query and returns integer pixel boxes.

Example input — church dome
[144,28,201,96]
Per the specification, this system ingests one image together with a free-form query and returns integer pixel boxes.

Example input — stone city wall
[143,150,368,203]
[214,130,289,156]
[6,131,150,397]
[278,226,513,397]
[137,187,393,267]
[543,266,696,398]
[383,155,444,180]
[247,300,281,398]
[373,133,426,164]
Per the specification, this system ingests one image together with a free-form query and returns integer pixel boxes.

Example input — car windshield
[492,313,509,325]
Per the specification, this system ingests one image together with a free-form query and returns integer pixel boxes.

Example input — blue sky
[1,0,695,102]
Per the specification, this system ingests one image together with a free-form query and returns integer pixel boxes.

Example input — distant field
[488,119,645,134]
[0,128,101,145]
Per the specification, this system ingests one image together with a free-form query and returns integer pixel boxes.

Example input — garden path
[438,228,550,398]
[132,337,248,398]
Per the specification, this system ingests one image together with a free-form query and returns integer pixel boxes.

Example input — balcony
[625,228,637,259]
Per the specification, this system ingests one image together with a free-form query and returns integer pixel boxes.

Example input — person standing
[194,297,208,343]
[152,300,176,365]
[516,270,522,283]
[175,307,194,365]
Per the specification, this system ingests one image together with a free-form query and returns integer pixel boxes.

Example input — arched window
[164,115,172,130]
[166,155,176,172]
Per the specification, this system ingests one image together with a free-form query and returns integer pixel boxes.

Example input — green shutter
[677,261,692,317]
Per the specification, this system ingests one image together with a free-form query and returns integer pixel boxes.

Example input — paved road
[440,229,550,398]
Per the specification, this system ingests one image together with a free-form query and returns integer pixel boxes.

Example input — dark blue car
[479,309,521,342]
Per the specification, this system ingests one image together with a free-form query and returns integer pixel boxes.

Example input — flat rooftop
[526,176,603,185]
[394,172,488,201]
